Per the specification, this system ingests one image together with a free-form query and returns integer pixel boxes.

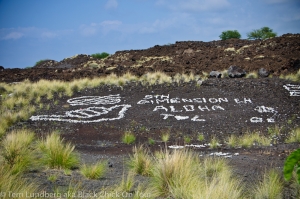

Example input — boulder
[209,71,221,78]
[228,65,246,78]
[258,68,269,77]
[0,66,4,71]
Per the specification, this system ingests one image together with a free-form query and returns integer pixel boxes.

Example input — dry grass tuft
[128,145,153,176]
[38,132,79,169]
[1,129,36,174]
[80,161,107,179]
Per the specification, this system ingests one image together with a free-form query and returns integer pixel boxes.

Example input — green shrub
[80,161,107,179]
[38,132,79,169]
[247,26,277,40]
[219,30,241,40]
[91,52,110,59]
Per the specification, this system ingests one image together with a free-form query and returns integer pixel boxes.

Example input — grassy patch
[197,134,205,142]
[286,127,300,143]
[0,165,38,199]
[239,132,271,148]
[128,145,152,176]
[149,149,243,198]
[1,129,36,174]
[80,161,107,179]
[280,69,300,82]
[252,169,283,199]
[209,135,220,149]
[122,131,136,145]
[38,132,79,169]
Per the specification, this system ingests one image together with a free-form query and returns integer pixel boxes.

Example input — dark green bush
[219,30,241,40]
[91,52,110,59]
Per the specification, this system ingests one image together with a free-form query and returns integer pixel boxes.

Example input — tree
[247,26,277,40]
[219,30,241,40]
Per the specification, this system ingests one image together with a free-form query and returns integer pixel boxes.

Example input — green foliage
[219,30,241,40]
[122,131,136,144]
[80,161,107,179]
[247,26,277,40]
[197,134,205,142]
[148,138,155,145]
[284,148,300,184]
[91,52,110,59]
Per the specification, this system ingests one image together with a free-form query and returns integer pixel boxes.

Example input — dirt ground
[17,77,299,197]
[1,34,300,198]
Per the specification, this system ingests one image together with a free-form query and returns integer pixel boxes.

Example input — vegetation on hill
[219,30,241,40]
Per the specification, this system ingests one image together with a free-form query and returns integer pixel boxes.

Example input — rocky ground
[1,34,300,198]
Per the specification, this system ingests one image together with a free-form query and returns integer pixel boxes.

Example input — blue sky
[0,0,299,68]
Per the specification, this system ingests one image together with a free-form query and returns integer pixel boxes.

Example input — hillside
[0,33,300,82]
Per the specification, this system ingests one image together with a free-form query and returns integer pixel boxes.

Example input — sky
[0,0,299,68]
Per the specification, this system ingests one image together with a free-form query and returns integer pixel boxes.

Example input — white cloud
[41,31,57,38]
[3,32,24,40]
[80,24,97,36]
[157,0,230,12]
[0,27,72,40]
[105,0,118,9]
[79,20,122,36]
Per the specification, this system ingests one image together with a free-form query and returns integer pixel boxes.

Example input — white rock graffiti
[250,105,277,123]
[30,95,131,123]
[283,84,300,96]
[67,94,121,106]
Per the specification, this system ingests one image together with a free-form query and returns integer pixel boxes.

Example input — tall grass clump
[150,149,200,198]
[149,149,243,198]
[122,131,136,145]
[80,161,107,179]
[286,127,300,143]
[128,145,153,176]
[1,129,36,174]
[252,169,283,199]
[38,132,79,169]
[0,165,38,199]
[209,135,220,149]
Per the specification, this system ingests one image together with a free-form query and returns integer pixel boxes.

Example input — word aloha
[30,95,132,123]
[137,94,253,121]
